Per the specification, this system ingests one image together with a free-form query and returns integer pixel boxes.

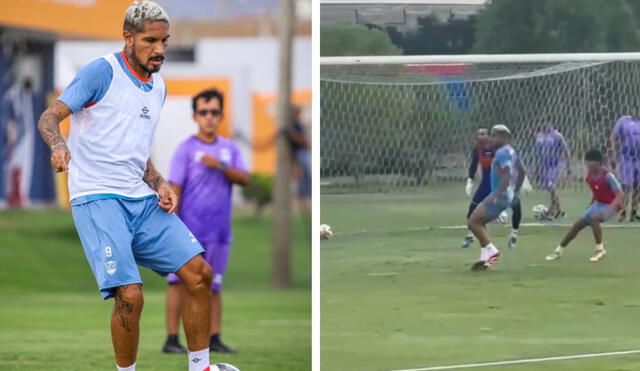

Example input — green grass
[321,185,640,371]
[0,209,310,371]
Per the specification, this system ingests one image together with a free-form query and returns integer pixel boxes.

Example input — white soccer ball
[320,224,333,240]
[532,204,549,220]
[210,363,240,371]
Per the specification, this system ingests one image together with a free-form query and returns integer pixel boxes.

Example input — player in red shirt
[546,149,623,262]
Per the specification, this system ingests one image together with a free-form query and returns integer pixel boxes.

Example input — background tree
[473,0,640,53]
[321,23,402,56]
[389,15,476,55]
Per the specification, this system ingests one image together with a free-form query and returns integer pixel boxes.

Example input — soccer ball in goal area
[320,224,334,240]
[320,53,640,194]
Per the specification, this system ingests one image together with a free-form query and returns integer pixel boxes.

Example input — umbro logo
[140,106,151,120]
[191,357,202,363]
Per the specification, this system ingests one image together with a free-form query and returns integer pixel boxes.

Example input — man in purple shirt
[610,115,640,221]
[535,120,569,220]
[162,88,249,354]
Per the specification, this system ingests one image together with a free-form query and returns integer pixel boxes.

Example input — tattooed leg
[111,284,144,367]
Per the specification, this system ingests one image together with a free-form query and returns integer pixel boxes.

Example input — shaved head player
[37,1,237,370]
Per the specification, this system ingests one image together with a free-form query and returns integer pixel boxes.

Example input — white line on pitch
[333,222,640,236]
[384,349,640,371]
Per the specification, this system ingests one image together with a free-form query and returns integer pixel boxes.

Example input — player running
[468,125,526,271]
[545,149,623,262]
[37,2,235,370]
[535,119,569,220]
[162,88,249,355]
[463,128,523,249]
[610,115,640,221]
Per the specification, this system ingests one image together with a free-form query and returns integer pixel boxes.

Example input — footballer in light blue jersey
[36,2,227,370]
[468,125,526,271]
[462,129,523,250]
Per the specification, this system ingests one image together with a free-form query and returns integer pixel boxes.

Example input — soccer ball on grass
[532,204,549,220]
[320,224,333,240]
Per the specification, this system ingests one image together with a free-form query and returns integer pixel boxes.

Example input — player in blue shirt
[463,128,523,249]
[468,125,526,271]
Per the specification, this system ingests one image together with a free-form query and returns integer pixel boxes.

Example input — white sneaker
[590,249,606,262]
[546,246,563,261]
[486,246,501,263]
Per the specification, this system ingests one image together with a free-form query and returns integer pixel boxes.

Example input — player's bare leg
[209,292,238,353]
[176,256,213,351]
[211,292,221,336]
[632,184,640,221]
[619,185,631,221]
[548,186,564,219]
[163,282,187,354]
[589,218,606,261]
[112,284,144,369]
[546,219,588,260]
[468,203,501,270]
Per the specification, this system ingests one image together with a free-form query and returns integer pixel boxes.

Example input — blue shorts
[581,202,617,225]
[71,196,204,299]
[482,196,513,222]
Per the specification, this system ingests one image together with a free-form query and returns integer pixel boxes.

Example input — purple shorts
[167,241,231,292]
[538,165,563,189]
[617,159,640,187]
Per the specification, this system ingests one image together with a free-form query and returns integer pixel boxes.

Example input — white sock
[117,363,136,371]
[481,243,496,260]
[188,348,210,371]
[596,243,604,251]
[511,229,518,237]
[467,230,474,238]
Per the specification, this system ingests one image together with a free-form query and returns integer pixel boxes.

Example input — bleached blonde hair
[123,1,169,34]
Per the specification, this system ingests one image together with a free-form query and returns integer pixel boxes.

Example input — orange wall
[252,90,312,175]
[0,0,132,40]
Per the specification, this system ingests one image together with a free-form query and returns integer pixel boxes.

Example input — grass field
[0,209,310,371]
[321,185,640,371]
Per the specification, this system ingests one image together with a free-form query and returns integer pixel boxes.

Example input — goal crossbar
[321,52,640,66]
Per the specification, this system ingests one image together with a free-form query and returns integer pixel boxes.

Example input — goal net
[320,53,640,194]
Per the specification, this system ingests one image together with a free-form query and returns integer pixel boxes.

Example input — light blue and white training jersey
[490,144,518,200]
[59,52,166,202]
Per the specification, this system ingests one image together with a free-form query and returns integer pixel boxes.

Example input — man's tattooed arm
[38,101,73,173]
[38,101,72,151]
[143,159,166,191]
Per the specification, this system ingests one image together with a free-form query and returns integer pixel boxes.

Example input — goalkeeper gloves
[465,178,474,197]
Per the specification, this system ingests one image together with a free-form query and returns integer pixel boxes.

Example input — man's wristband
[219,161,229,172]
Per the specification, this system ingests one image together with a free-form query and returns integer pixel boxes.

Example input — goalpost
[320,53,640,194]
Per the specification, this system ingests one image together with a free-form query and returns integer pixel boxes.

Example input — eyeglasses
[196,109,222,117]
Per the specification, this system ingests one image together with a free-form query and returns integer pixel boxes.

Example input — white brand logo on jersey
[140,106,151,120]
[105,246,112,257]
[105,260,117,275]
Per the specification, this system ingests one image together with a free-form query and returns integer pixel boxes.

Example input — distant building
[321,0,487,32]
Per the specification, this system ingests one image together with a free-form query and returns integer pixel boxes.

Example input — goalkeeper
[462,128,526,249]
